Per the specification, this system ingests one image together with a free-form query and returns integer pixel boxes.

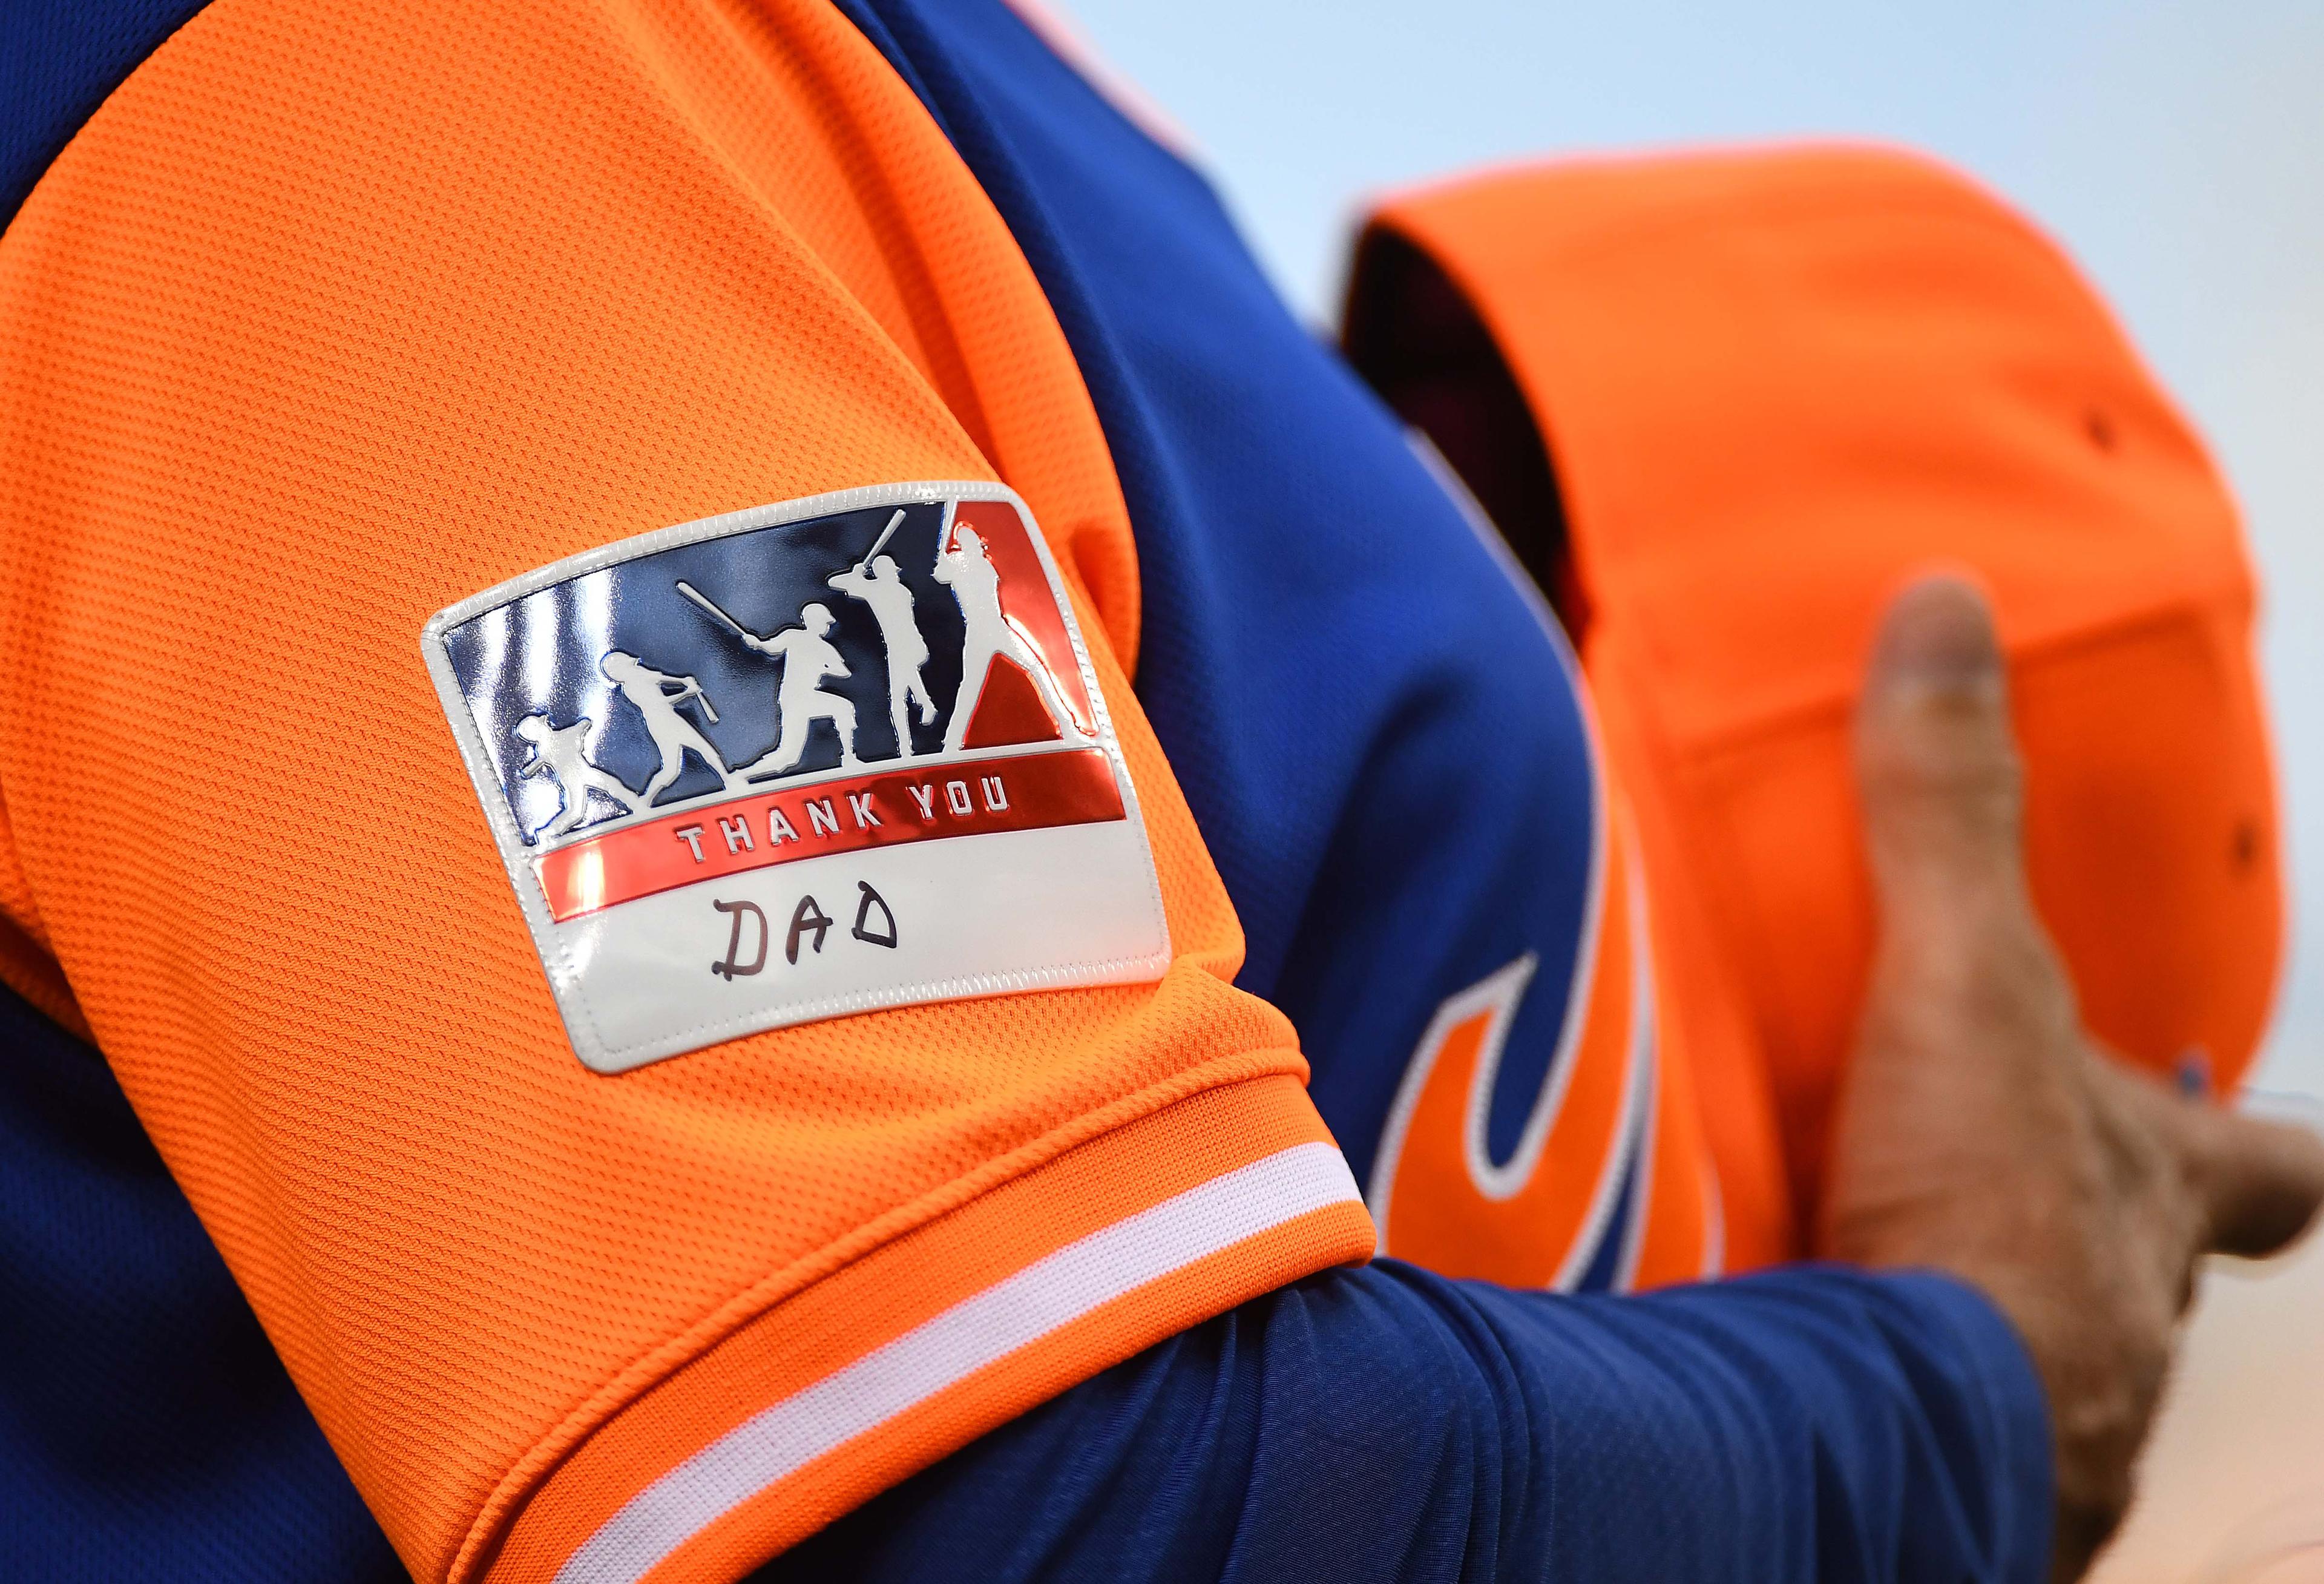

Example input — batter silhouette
[728,602,863,778]
[599,649,734,803]
[933,524,1089,754]
[829,554,936,760]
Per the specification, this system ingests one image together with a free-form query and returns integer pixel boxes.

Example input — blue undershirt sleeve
[760,1260,2052,1584]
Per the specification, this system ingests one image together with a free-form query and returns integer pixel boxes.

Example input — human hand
[1816,576,2324,1580]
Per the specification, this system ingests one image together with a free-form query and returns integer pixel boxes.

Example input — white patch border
[421,479,1172,1073]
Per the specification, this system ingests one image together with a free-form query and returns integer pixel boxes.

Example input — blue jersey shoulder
[832,0,1608,1209]
[0,1,212,231]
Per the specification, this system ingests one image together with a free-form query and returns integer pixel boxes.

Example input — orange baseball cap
[1347,144,2280,1226]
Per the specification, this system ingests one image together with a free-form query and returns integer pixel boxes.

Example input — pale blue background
[1064,0,2324,1103]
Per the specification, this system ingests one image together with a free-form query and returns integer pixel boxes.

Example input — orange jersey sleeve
[0,2,1371,1580]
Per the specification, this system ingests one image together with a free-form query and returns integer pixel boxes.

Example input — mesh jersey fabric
[828,0,1735,1287]
[0,0,211,233]
[0,985,404,1581]
[1,2,2062,1580]
[764,1261,2049,1584]
[0,972,2054,1584]
[0,0,1376,1577]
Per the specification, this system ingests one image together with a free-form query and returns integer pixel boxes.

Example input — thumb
[1854,576,2029,929]
[2144,1077,2324,1259]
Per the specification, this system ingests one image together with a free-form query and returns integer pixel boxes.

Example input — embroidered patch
[423,482,1171,1072]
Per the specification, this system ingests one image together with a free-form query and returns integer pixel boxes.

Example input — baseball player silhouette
[933,523,1090,754]
[828,553,936,760]
[688,597,863,779]
[598,649,734,804]
[510,711,639,842]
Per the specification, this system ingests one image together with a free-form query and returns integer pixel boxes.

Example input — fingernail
[1872,575,2001,690]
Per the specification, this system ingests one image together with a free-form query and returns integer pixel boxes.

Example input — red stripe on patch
[535,748,1126,921]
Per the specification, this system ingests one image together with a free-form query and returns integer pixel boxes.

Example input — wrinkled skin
[1818,576,2324,1580]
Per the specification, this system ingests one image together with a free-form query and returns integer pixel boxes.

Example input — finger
[2180,1102,2324,1258]
[1854,574,2027,919]
[2098,1057,2324,1259]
